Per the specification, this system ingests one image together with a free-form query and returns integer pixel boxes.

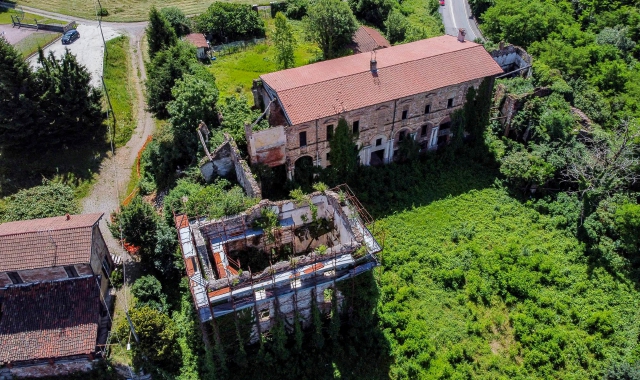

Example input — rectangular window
[255,289,266,301]
[259,308,270,321]
[326,124,334,140]
[290,278,302,289]
[447,98,454,108]
[64,266,79,278]
[424,104,431,114]
[376,138,382,146]
[326,152,331,161]
[7,272,22,284]
[299,131,307,147]
[352,120,359,135]
[399,131,406,142]
[421,125,428,136]
[401,110,408,120]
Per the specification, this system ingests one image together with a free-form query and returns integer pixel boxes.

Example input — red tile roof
[350,26,390,54]
[0,213,103,272]
[185,33,208,48]
[0,277,100,363]
[260,35,504,125]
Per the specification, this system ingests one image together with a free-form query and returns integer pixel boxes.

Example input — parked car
[62,29,80,44]
[439,0,445,4]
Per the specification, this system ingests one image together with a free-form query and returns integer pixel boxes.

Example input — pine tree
[147,6,178,58]
[328,117,359,181]
[36,49,104,147]
[273,12,296,69]
[0,38,41,151]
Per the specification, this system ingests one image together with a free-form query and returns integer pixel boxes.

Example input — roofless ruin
[174,185,381,342]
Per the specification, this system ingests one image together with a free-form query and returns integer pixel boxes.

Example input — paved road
[439,0,483,42]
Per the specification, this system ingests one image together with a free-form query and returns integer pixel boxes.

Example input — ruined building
[247,34,504,179]
[174,185,381,342]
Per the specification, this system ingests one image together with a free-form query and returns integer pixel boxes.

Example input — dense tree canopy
[196,3,266,43]
[160,6,191,37]
[305,0,358,59]
[147,6,178,58]
[0,181,79,222]
[273,12,296,69]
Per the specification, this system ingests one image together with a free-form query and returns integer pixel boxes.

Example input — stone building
[0,213,113,377]
[248,34,504,179]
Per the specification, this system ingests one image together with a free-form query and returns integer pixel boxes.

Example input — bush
[196,3,266,43]
[1,181,79,222]
[98,7,109,16]
[285,0,309,19]
[132,275,167,311]
[160,6,191,36]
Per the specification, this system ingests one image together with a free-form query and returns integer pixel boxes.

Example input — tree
[121,306,180,374]
[167,72,219,156]
[147,6,177,58]
[604,362,640,380]
[36,49,105,148]
[110,196,158,251]
[329,118,359,181]
[273,12,296,69]
[145,42,197,117]
[385,8,408,44]
[349,0,394,28]
[132,275,167,311]
[1,181,79,222]
[305,0,358,59]
[160,6,191,37]
[196,3,266,43]
[0,38,41,151]
[614,203,640,255]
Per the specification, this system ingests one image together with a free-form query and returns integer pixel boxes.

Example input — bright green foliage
[328,118,359,181]
[145,42,198,118]
[164,178,257,222]
[132,275,167,312]
[167,72,219,156]
[0,37,40,151]
[36,49,105,148]
[385,8,409,44]
[147,6,177,58]
[285,0,309,19]
[196,3,266,43]
[218,95,268,145]
[500,149,555,187]
[120,306,180,375]
[0,181,79,222]
[160,7,191,37]
[462,78,493,143]
[103,36,136,147]
[110,196,158,249]
[305,0,358,59]
[378,186,640,378]
[273,12,296,70]
[614,202,640,255]
[349,0,395,28]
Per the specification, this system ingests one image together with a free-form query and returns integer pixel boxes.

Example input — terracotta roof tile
[350,26,390,53]
[261,36,504,125]
[0,214,102,272]
[0,277,100,363]
[185,33,208,48]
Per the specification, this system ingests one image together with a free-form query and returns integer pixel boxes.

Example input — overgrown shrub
[196,3,266,43]
[1,181,79,222]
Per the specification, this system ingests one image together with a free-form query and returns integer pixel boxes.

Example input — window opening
[376,138,382,146]
[255,289,266,300]
[7,272,22,284]
[447,98,454,108]
[64,266,79,278]
[352,120,360,134]
[327,124,334,140]
[424,104,431,114]
[399,130,406,142]
[401,110,408,120]
[421,125,428,136]
[299,131,307,147]
[259,307,270,321]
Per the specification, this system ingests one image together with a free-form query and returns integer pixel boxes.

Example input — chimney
[457,28,466,42]
[370,51,377,73]
[65,213,71,221]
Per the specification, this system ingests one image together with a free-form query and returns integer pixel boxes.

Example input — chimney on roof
[65,213,70,221]
[457,28,466,42]
[370,51,377,73]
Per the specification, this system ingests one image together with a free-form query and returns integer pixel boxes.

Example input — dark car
[62,29,80,44]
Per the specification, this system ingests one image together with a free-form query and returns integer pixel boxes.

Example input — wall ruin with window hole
[176,188,381,341]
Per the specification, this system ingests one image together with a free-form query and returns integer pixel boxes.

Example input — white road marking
[448,0,457,29]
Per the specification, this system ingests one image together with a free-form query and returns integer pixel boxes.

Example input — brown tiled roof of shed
[0,213,103,272]
[260,35,504,125]
[350,26,390,54]
[0,277,100,363]
[185,33,209,48]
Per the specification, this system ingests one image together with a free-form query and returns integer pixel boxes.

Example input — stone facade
[251,77,492,178]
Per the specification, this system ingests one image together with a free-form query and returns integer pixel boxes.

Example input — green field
[0,7,64,25]
[209,20,321,99]
[12,32,60,58]
[10,0,252,22]
[104,35,136,147]
[363,161,640,378]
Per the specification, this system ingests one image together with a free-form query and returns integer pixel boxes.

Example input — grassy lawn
[0,6,65,25]
[12,31,60,58]
[104,35,136,148]
[209,19,321,99]
[11,0,252,22]
[364,159,640,378]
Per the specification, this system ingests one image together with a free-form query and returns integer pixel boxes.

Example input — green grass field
[209,20,321,99]
[104,35,136,148]
[366,160,640,378]
[0,7,64,25]
[12,32,60,58]
[10,0,252,22]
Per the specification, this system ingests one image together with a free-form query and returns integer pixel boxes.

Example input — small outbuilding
[185,33,210,59]
[349,25,391,54]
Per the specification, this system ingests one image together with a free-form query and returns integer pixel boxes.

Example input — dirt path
[81,27,154,256]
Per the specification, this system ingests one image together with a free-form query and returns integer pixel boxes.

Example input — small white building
[185,33,209,59]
